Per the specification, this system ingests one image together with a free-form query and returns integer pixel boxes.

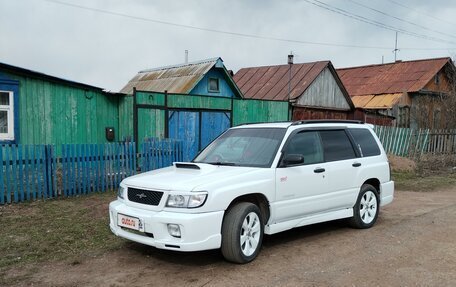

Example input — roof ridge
[337,57,451,71]
[237,60,331,71]
[139,57,221,73]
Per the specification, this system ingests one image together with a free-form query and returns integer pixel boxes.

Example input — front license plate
[117,213,144,232]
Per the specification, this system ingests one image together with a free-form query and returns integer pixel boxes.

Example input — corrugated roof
[352,93,403,109]
[234,61,331,101]
[120,58,220,94]
[336,57,452,96]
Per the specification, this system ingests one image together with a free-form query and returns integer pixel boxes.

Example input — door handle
[314,168,325,173]
[352,162,361,167]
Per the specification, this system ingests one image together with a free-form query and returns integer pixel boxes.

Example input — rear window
[319,130,356,162]
[349,128,381,157]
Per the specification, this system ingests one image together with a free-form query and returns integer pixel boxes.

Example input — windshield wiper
[207,162,238,166]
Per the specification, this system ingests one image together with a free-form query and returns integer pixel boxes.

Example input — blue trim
[0,73,20,144]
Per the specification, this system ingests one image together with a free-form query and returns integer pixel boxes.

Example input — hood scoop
[175,163,201,170]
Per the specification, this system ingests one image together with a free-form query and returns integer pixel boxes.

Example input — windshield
[194,128,286,167]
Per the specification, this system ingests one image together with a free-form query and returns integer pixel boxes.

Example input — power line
[303,0,456,45]
[386,0,456,26]
[37,0,456,51]
[347,0,456,40]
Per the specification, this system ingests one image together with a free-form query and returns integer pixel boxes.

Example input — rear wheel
[349,184,379,229]
[221,202,264,264]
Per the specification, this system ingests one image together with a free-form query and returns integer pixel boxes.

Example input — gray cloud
[1,0,455,91]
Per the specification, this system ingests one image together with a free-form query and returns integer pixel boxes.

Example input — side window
[319,130,356,162]
[0,90,14,140]
[284,131,323,165]
[349,128,381,157]
[208,78,220,92]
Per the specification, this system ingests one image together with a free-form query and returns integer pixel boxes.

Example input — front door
[274,131,328,223]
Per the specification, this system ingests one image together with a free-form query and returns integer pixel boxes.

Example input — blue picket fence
[1,139,183,205]
[140,138,183,171]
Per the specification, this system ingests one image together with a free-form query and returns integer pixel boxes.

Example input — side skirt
[264,208,353,235]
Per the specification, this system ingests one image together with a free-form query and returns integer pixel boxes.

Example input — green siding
[136,92,166,106]
[168,94,231,110]
[138,109,165,140]
[4,72,119,145]
[232,99,289,126]
[118,96,133,141]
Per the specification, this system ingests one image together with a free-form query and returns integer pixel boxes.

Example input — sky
[1,0,456,91]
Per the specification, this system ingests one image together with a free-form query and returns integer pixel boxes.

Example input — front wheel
[221,202,264,264]
[349,184,380,229]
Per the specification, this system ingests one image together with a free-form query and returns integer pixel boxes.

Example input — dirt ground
[5,187,456,287]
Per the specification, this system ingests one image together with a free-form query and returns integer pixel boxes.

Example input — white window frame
[0,90,14,140]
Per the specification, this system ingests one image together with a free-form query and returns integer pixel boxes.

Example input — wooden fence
[424,130,456,154]
[1,139,182,205]
[374,126,456,157]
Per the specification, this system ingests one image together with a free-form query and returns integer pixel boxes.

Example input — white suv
[109,120,394,263]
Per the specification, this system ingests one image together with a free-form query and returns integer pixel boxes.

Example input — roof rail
[235,121,291,127]
[290,120,364,126]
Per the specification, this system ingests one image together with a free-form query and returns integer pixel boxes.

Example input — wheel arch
[363,178,380,194]
[225,193,270,224]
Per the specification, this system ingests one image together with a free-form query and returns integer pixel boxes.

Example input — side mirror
[282,154,304,167]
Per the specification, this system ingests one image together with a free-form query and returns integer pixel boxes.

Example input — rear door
[318,129,360,209]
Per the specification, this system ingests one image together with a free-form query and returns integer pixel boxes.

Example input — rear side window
[349,128,381,157]
[319,130,356,162]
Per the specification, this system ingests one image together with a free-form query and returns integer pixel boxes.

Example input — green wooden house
[0,62,120,145]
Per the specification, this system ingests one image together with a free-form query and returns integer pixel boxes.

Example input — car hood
[121,162,261,191]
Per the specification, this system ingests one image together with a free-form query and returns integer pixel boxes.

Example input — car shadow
[124,219,350,266]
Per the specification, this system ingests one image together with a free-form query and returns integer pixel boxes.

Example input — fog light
[167,224,181,238]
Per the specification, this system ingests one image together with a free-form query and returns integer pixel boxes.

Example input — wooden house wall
[422,68,451,93]
[296,67,351,110]
[3,72,119,145]
[292,106,349,121]
[190,69,236,98]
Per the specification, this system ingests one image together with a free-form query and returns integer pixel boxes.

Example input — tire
[349,184,380,229]
[221,202,264,264]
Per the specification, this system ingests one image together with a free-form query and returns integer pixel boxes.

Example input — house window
[208,78,220,92]
[0,90,14,140]
[434,73,440,85]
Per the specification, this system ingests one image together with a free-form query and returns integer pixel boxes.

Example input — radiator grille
[127,187,163,206]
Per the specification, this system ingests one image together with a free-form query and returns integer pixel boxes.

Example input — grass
[392,171,456,191]
[0,191,125,276]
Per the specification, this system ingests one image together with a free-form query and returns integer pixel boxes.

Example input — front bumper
[109,200,224,251]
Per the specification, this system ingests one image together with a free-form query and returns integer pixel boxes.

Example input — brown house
[337,57,456,128]
[234,61,354,120]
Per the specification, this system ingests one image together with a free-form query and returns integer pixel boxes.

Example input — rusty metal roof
[234,61,342,101]
[120,58,220,94]
[336,57,452,97]
[351,93,403,109]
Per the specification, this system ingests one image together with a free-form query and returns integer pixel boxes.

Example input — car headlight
[118,185,125,199]
[166,192,207,208]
